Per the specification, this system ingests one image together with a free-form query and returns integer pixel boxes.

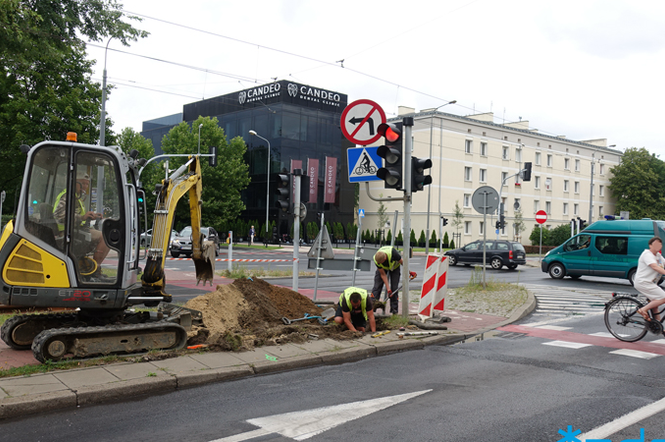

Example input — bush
[548,224,572,246]
[529,224,550,245]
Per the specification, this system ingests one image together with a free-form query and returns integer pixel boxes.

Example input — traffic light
[499,213,506,229]
[411,157,432,192]
[274,173,292,213]
[442,217,448,226]
[522,162,532,181]
[209,146,218,167]
[376,122,403,189]
[577,217,587,230]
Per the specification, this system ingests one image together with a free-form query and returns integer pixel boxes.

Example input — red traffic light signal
[376,122,403,190]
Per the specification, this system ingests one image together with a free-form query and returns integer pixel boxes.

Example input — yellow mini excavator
[0,134,216,362]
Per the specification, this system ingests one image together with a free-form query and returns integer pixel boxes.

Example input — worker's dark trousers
[371,268,401,314]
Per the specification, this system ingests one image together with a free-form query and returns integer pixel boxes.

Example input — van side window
[596,236,628,255]
[563,234,592,252]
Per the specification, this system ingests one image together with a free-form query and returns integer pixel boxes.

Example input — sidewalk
[0,289,536,421]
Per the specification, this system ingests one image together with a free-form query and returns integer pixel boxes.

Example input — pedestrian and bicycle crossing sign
[347,146,381,183]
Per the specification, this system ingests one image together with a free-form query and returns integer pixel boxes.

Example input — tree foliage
[160,116,250,230]
[608,147,665,219]
[0,0,146,216]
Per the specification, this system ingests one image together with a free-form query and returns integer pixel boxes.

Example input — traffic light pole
[292,169,302,292]
[402,117,414,318]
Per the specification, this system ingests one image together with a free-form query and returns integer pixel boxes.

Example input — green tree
[443,231,449,248]
[160,116,250,230]
[410,229,417,245]
[377,195,388,231]
[396,230,403,246]
[430,230,437,248]
[345,222,357,241]
[0,1,147,216]
[452,201,464,243]
[608,147,665,220]
[513,209,527,241]
[548,224,572,246]
[529,224,550,246]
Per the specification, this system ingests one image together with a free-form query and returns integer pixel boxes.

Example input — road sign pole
[483,192,487,288]
[540,225,543,262]
[352,214,362,287]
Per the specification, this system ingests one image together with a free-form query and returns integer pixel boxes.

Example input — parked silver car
[170,226,220,258]
[140,229,178,247]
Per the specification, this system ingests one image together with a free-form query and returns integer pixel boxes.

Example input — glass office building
[141,81,355,239]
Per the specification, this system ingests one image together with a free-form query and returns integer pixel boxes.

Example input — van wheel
[507,264,517,270]
[548,263,566,279]
[490,258,503,270]
[628,269,636,286]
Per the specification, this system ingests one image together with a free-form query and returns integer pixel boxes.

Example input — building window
[464,167,472,181]
[575,159,580,171]
[480,142,487,156]
[545,178,552,191]
[515,148,522,163]
[465,139,473,154]
[501,172,508,186]
[535,152,541,165]
[534,176,540,189]
[547,154,553,167]
[534,200,540,212]
[564,180,569,192]
[479,169,487,182]
[563,202,569,215]
[574,203,579,215]
[599,206,604,217]
[599,185,604,196]
[599,163,605,174]
[502,146,509,160]
[564,158,570,170]
[574,181,580,193]
[464,221,471,235]
[546,201,551,214]
[464,194,471,207]
[479,221,485,235]
[514,198,521,211]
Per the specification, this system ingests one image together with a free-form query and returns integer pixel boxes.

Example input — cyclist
[634,237,665,321]
[360,152,371,172]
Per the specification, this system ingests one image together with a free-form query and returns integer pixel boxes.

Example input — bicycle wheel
[604,296,648,342]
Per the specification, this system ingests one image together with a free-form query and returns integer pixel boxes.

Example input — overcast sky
[86,0,665,156]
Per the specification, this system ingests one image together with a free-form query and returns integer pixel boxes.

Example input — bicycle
[604,292,665,342]
[355,165,377,175]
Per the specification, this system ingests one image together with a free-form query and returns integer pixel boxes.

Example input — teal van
[541,219,665,285]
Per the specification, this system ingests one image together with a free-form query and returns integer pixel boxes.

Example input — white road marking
[535,325,572,331]
[542,341,593,349]
[609,348,661,359]
[578,395,665,440]
[210,390,431,442]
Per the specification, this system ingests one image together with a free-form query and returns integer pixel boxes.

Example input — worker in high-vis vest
[372,246,416,315]
[334,287,376,333]
[53,169,110,275]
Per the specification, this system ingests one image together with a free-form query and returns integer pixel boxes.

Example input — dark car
[445,240,526,270]
[170,226,220,258]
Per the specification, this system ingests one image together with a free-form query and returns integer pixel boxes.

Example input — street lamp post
[99,37,113,147]
[249,130,271,238]
[426,100,456,254]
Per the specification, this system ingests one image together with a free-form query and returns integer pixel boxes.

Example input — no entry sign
[536,210,548,224]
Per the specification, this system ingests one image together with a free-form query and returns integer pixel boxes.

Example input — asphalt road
[2,312,664,441]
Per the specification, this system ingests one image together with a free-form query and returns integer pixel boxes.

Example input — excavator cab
[0,140,141,308]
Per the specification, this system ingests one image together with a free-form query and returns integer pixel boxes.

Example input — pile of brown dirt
[183,278,375,352]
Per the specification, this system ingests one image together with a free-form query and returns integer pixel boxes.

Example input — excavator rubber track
[1,312,81,350]
[31,321,188,363]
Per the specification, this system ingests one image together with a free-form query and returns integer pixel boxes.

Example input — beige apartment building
[358,106,623,247]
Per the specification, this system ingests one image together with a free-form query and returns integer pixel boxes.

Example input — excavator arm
[141,155,214,302]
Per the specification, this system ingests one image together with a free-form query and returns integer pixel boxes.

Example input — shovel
[282,313,327,325]
[321,307,336,321]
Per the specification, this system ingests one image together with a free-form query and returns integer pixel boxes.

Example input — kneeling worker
[334,287,376,333]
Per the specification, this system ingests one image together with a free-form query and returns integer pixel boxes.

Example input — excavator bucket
[194,240,216,286]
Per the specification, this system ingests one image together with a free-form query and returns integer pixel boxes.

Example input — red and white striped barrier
[418,254,448,321]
